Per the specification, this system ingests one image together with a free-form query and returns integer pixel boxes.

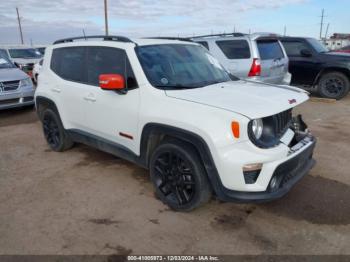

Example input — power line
[16,7,24,45]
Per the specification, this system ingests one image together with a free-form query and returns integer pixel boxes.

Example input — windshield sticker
[0,58,8,65]
[161,78,169,85]
[206,54,223,69]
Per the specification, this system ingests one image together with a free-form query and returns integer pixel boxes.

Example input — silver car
[192,33,291,85]
[0,55,35,110]
[0,46,43,79]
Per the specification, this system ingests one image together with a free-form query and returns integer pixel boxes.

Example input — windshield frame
[307,38,329,53]
[135,43,233,90]
[8,48,43,59]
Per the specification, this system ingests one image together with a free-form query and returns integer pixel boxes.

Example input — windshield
[136,44,231,89]
[307,38,329,53]
[0,56,15,69]
[9,48,42,59]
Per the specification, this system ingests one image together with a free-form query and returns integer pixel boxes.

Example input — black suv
[279,37,350,100]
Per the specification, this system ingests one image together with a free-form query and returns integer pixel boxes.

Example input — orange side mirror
[99,74,125,90]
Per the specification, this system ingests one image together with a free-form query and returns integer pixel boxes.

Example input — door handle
[84,94,96,102]
[51,87,61,93]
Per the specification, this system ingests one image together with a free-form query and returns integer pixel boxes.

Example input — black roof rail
[144,37,193,42]
[191,33,246,39]
[53,35,136,45]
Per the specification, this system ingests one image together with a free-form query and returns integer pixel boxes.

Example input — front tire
[318,72,350,100]
[42,109,74,152]
[150,141,212,211]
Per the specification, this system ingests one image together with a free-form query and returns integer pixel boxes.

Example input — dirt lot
[0,97,349,255]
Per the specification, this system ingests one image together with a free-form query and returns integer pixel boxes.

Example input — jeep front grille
[273,109,292,137]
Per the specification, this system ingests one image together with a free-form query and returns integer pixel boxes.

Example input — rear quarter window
[257,40,285,60]
[50,47,86,83]
[216,40,251,59]
[196,41,209,50]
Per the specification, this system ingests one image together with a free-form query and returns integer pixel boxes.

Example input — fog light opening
[243,163,263,184]
[269,176,279,191]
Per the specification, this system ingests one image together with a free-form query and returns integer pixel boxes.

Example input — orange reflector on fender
[231,121,240,138]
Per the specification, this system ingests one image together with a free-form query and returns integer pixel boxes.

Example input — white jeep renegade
[35,36,316,211]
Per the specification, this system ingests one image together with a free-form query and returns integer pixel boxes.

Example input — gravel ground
[0,97,349,255]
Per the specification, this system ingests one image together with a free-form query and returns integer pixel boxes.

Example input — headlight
[248,110,292,148]
[251,118,263,139]
[20,77,33,87]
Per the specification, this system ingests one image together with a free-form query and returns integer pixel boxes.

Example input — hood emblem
[289,99,297,104]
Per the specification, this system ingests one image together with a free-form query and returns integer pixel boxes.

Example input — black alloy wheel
[41,109,74,152]
[150,141,212,211]
[153,151,196,206]
[43,113,61,149]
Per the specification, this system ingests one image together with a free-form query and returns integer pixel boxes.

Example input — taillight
[248,58,261,77]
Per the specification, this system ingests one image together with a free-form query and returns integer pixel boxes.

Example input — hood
[165,81,309,119]
[0,68,28,82]
[322,52,350,60]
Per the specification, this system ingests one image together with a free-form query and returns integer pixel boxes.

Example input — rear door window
[280,41,310,57]
[216,40,251,59]
[51,47,86,83]
[257,40,285,60]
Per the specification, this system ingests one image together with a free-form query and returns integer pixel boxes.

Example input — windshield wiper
[155,84,200,90]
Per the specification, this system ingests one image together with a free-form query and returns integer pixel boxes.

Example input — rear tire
[318,72,350,100]
[42,109,74,152]
[150,141,212,211]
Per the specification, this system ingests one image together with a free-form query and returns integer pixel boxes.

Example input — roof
[51,35,198,48]
[191,32,282,41]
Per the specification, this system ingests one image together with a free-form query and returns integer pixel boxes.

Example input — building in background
[324,33,350,50]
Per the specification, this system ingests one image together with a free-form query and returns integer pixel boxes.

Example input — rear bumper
[248,72,292,85]
[216,136,316,203]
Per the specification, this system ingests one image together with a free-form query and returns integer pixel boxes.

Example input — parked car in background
[0,46,43,79]
[35,46,47,55]
[334,45,350,54]
[0,54,35,110]
[35,35,316,211]
[279,37,350,100]
[32,59,43,84]
[191,33,291,85]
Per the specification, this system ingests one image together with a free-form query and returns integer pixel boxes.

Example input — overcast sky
[0,0,349,45]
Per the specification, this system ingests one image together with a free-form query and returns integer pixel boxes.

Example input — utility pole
[324,23,330,39]
[82,29,86,39]
[283,25,287,36]
[104,0,109,36]
[319,9,325,40]
[16,7,24,45]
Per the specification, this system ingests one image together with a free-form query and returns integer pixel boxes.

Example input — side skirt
[67,129,147,168]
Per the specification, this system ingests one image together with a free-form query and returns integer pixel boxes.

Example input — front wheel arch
[139,123,224,197]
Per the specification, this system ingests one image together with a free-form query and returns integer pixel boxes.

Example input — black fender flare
[139,123,225,197]
[35,96,60,120]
